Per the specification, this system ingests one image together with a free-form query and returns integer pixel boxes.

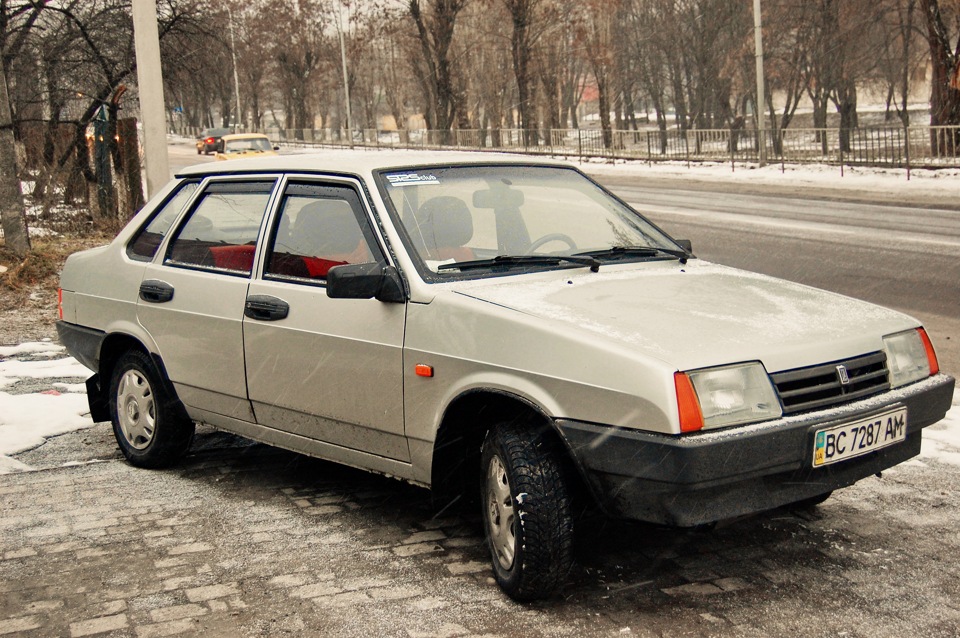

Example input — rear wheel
[109,350,194,468]
[480,421,574,601]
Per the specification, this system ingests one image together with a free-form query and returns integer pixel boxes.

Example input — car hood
[451,260,917,373]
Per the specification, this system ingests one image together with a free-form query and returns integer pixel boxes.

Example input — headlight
[680,362,782,430]
[883,328,937,388]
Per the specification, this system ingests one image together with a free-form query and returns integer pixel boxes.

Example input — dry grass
[0,233,112,345]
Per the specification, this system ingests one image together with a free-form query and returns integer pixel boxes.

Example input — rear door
[242,178,408,461]
[137,178,276,422]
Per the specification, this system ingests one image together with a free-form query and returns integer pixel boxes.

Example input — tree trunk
[0,62,30,256]
[919,0,960,156]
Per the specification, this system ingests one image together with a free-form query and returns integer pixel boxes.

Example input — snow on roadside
[580,158,960,198]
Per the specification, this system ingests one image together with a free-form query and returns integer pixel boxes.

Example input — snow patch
[0,347,96,471]
[0,390,93,457]
[0,356,91,389]
[918,390,960,466]
[0,341,61,357]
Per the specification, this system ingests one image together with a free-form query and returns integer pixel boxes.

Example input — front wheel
[480,421,575,601]
[109,350,194,468]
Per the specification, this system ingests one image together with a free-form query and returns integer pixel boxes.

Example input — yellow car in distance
[214,133,279,160]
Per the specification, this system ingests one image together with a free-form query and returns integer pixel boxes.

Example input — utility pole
[753,0,767,166]
[227,6,243,132]
[337,3,353,148]
[132,0,169,199]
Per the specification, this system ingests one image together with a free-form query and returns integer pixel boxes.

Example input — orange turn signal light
[57,288,63,320]
[415,364,434,378]
[674,372,704,433]
[918,328,939,376]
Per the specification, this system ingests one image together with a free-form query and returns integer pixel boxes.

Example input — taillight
[918,328,940,376]
[206,137,214,143]
[674,372,704,432]
[57,288,63,320]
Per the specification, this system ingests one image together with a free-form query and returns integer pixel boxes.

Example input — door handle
[244,295,289,321]
[139,280,174,303]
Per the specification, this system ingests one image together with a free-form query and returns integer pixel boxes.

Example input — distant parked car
[56,151,954,602]
[195,127,231,155]
[214,133,279,160]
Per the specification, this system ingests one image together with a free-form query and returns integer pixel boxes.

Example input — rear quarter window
[126,182,199,261]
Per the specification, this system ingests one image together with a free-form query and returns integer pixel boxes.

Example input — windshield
[376,165,681,279]
[223,137,272,153]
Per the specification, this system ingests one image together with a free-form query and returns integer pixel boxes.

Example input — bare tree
[919,0,960,154]
[874,0,924,125]
[0,58,28,256]
[407,0,468,141]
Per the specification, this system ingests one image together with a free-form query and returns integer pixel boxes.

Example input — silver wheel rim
[485,454,516,570]
[117,369,156,450]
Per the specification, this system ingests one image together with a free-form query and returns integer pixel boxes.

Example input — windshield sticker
[385,173,440,187]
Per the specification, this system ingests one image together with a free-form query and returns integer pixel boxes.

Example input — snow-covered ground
[579,158,960,199]
[1,341,957,475]
[0,341,93,473]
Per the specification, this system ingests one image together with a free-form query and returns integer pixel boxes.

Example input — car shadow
[172,426,850,608]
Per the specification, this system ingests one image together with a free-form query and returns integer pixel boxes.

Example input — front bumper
[557,373,955,527]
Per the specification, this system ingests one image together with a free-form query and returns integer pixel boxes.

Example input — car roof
[175,149,574,179]
[220,133,270,141]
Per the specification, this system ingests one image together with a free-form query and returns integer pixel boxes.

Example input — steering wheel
[525,233,578,254]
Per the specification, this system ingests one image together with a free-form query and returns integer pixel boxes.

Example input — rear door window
[164,181,275,276]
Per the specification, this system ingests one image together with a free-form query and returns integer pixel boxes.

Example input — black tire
[109,350,194,468]
[792,490,833,510]
[480,421,575,601]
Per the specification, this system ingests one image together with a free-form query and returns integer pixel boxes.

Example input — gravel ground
[0,285,58,346]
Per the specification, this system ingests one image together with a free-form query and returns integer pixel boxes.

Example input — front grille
[771,351,889,415]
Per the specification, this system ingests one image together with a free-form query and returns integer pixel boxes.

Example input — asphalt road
[168,141,960,373]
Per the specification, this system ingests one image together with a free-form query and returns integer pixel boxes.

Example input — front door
[242,180,408,461]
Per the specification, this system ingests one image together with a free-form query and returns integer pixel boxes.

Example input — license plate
[813,407,907,467]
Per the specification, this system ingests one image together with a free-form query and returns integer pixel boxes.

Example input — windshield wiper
[437,254,601,273]
[574,245,691,264]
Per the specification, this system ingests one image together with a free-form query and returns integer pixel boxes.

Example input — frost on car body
[56,151,954,601]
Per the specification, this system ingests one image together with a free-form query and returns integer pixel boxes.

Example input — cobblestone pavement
[2,419,960,638]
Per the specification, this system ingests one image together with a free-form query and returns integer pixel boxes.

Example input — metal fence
[182,124,960,170]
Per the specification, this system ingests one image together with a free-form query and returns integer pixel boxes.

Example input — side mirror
[326,263,405,303]
[675,239,693,254]
[273,145,280,151]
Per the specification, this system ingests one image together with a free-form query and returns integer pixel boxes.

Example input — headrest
[417,196,474,249]
[296,201,362,255]
[473,187,524,209]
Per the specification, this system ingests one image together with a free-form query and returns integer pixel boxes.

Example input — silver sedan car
[57,151,954,601]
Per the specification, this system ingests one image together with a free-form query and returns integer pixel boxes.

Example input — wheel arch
[91,332,183,424]
[429,388,586,516]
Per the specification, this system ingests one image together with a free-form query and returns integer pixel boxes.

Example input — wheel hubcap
[117,369,156,450]
[485,455,516,570]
